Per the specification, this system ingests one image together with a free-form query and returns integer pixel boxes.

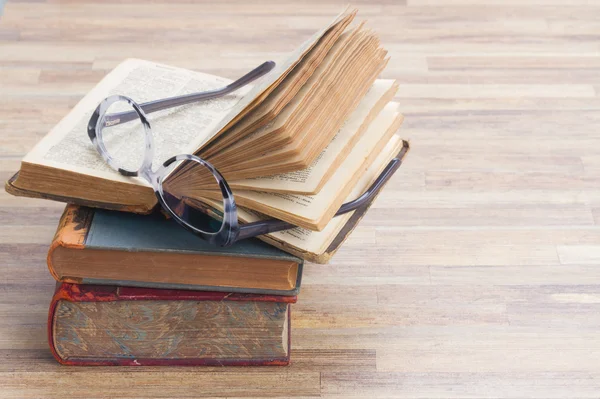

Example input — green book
[48,205,302,296]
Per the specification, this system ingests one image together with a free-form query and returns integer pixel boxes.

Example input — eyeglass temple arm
[236,155,403,241]
[104,61,275,125]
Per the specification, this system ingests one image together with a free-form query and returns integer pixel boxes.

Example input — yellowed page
[230,80,397,194]
[230,102,402,230]
[23,58,247,187]
[236,135,403,255]
[201,10,355,158]
[196,6,353,151]
[206,27,360,165]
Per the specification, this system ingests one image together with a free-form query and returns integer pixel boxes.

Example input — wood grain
[1,0,600,397]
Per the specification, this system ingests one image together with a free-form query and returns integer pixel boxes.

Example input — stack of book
[47,205,301,365]
[6,8,408,365]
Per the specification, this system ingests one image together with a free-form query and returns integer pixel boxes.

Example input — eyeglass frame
[87,61,406,247]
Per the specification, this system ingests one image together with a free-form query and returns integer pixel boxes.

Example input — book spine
[47,283,294,366]
[46,205,93,282]
[46,206,302,296]
[47,283,115,365]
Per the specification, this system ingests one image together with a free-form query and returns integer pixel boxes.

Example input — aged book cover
[48,205,303,296]
[49,283,296,366]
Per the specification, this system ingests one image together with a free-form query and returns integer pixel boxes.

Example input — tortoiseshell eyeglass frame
[87,61,406,247]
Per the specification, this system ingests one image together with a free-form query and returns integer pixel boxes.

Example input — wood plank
[321,371,600,398]
[0,371,321,398]
[1,0,600,397]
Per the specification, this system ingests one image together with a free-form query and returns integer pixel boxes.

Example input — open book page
[23,58,246,187]
[229,102,403,230]
[210,30,388,178]
[200,10,355,159]
[196,6,353,152]
[229,80,398,194]
[23,7,352,188]
[237,135,403,256]
[205,27,359,166]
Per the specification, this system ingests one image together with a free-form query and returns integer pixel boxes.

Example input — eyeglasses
[88,61,406,247]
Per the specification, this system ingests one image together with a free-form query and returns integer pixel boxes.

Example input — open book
[6,8,409,262]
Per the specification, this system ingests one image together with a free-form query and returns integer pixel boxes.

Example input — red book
[48,283,296,366]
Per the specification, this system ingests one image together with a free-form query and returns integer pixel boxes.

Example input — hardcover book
[49,283,296,366]
[48,204,303,296]
[6,7,409,261]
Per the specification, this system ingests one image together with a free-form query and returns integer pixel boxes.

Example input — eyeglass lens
[100,99,147,173]
[159,158,228,235]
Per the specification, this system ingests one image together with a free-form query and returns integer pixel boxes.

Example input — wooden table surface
[2,0,600,397]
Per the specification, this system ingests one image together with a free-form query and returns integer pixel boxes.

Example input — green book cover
[48,205,303,296]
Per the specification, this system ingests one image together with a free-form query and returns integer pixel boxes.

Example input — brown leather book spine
[48,283,295,366]
[46,205,93,282]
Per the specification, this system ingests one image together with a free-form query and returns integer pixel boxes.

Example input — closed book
[49,283,296,366]
[48,205,302,296]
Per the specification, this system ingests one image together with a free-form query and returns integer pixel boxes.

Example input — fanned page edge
[225,104,404,231]
[256,139,410,263]
[199,10,356,160]
[197,137,408,263]
[228,79,399,194]
[195,6,355,152]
